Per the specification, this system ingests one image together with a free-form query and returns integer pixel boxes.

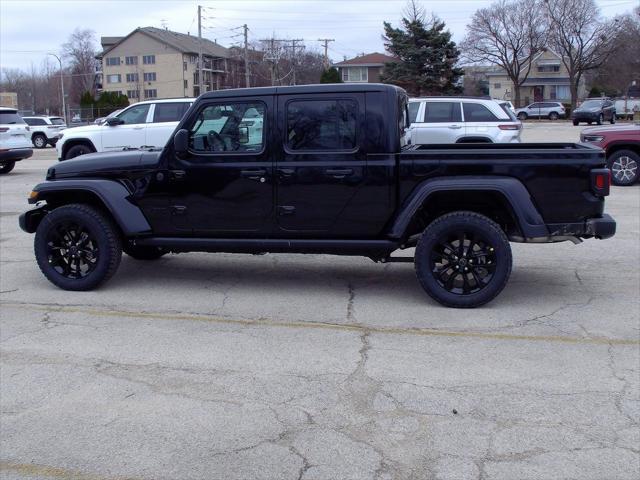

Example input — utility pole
[284,39,304,85]
[317,38,335,68]
[260,37,287,86]
[47,53,66,123]
[197,5,203,95]
[243,24,250,88]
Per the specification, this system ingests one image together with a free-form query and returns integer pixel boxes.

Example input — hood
[61,124,102,135]
[581,124,640,137]
[48,149,161,179]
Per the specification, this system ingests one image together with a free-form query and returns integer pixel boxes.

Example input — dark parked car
[19,84,615,308]
[581,124,640,185]
[572,99,616,126]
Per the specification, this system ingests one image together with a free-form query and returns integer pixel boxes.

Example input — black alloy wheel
[35,204,122,290]
[415,211,512,308]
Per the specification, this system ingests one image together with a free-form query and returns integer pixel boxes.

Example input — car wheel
[517,112,527,121]
[123,242,166,260]
[587,121,592,125]
[610,114,616,124]
[34,204,122,290]
[597,114,603,125]
[573,120,579,126]
[0,161,16,174]
[33,134,48,149]
[608,150,639,186]
[548,112,559,121]
[64,144,93,160]
[414,211,512,308]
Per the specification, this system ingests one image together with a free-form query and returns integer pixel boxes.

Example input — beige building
[0,92,18,109]
[488,50,586,106]
[97,27,231,102]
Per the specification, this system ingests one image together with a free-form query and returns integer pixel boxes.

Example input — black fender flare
[388,176,549,240]
[22,179,152,236]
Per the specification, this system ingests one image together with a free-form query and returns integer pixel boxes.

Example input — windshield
[580,100,603,109]
[0,112,25,124]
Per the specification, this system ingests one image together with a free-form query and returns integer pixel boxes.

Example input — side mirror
[106,117,123,126]
[174,129,189,154]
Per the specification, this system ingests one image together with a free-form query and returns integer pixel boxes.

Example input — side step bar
[135,237,400,256]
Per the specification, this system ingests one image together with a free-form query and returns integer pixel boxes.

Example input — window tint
[0,112,24,124]
[423,102,462,123]
[528,103,541,109]
[50,117,65,125]
[24,118,47,126]
[463,103,499,122]
[408,102,420,123]
[153,102,190,123]
[498,104,517,121]
[286,100,357,151]
[189,102,265,153]
[116,104,150,124]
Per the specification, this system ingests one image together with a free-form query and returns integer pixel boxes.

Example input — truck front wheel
[414,211,512,308]
[34,204,122,290]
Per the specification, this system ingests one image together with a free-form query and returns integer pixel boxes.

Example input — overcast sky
[1,0,637,73]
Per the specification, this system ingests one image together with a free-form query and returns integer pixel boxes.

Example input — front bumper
[0,148,33,163]
[572,112,599,121]
[19,205,48,233]
[546,214,616,240]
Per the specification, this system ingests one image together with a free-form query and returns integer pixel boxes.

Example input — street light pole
[47,53,66,123]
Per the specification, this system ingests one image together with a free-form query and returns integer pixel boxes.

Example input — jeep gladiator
[19,84,616,307]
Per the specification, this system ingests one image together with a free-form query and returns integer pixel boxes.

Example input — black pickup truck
[19,84,616,307]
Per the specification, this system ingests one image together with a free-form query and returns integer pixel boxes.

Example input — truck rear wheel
[414,211,512,308]
[34,204,122,290]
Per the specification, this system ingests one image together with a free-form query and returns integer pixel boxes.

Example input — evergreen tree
[79,91,94,108]
[381,2,463,96]
[320,68,342,84]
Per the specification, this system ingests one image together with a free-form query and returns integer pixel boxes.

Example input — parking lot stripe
[2,302,637,346]
[0,461,139,480]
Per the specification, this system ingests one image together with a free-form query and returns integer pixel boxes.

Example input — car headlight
[582,135,604,142]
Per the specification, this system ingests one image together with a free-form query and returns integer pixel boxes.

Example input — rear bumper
[546,214,616,240]
[0,148,33,163]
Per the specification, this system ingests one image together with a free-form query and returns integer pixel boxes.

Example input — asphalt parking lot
[1,123,639,480]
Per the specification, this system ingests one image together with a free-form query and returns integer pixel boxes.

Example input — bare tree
[545,0,620,109]
[62,28,98,103]
[461,0,548,107]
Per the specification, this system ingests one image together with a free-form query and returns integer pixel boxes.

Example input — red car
[581,124,640,186]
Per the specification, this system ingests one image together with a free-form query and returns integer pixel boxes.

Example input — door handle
[133,126,144,130]
[448,125,462,129]
[170,170,186,180]
[325,168,353,178]
[240,169,267,181]
[277,168,295,178]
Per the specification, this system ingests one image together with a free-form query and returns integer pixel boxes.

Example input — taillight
[591,168,610,196]
[498,124,521,130]
[0,127,8,133]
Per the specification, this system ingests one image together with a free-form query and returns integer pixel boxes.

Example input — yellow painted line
[0,462,139,480]
[1,302,638,346]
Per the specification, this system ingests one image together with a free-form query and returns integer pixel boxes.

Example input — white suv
[407,97,522,145]
[22,116,67,148]
[0,107,32,174]
[57,98,194,160]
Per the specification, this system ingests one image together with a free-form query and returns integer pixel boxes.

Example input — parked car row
[0,107,33,174]
[22,116,67,148]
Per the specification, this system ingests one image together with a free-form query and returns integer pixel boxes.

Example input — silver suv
[22,116,67,148]
[407,97,522,145]
[515,102,566,121]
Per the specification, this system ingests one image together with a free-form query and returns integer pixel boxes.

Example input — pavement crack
[346,282,356,322]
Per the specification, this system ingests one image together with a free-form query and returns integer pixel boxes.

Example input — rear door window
[423,102,462,123]
[286,99,357,151]
[50,117,65,125]
[463,103,499,122]
[408,102,421,123]
[116,104,150,124]
[153,102,191,123]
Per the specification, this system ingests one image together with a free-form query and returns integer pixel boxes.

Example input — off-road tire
[34,204,122,290]
[415,211,512,308]
[123,243,166,260]
[0,161,16,174]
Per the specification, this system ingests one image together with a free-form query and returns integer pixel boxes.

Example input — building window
[550,85,570,100]
[184,79,188,89]
[341,67,368,82]
[144,89,157,99]
[183,61,188,71]
[286,99,357,151]
[494,83,501,89]
[143,55,156,65]
[106,57,120,66]
[106,74,121,84]
[143,72,157,82]
[126,90,139,99]
[537,65,560,73]
[125,56,138,65]
[126,73,139,82]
